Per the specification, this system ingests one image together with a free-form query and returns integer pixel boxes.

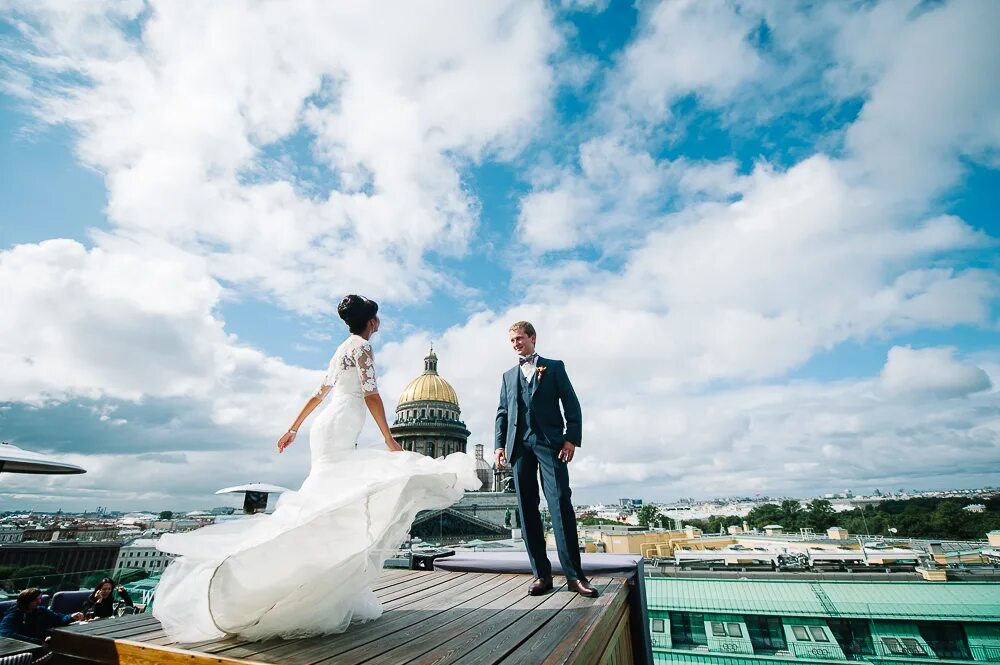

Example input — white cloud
[613,0,762,121]
[0,238,314,437]
[840,0,1000,203]
[880,346,992,400]
[374,322,1000,501]
[1,0,998,509]
[560,0,610,13]
[0,0,562,507]
[518,137,745,252]
[4,0,560,313]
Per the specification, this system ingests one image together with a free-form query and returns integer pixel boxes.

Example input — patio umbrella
[215,482,292,514]
[0,441,86,475]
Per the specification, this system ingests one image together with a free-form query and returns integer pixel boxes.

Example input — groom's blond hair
[509,321,536,338]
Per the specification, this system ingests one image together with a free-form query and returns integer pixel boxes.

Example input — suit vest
[515,368,543,444]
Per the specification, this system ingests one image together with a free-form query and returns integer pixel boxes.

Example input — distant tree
[806,499,836,531]
[679,518,711,532]
[636,505,662,528]
[578,517,622,526]
[703,515,743,534]
[746,503,784,529]
[625,495,998,542]
[830,497,1000,540]
[779,500,804,528]
[158,510,174,520]
[10,565,58,590]
[0,565,18,592]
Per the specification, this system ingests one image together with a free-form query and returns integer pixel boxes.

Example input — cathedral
[390,347,471,459]
[390,347,517,544]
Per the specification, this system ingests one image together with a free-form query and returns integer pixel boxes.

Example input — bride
[153,295,481,643]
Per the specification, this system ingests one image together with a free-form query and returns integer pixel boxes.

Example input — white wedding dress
[153,335,481,643]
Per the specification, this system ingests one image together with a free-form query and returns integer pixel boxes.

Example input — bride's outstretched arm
[364,393,403,451]
[277,385,331,453]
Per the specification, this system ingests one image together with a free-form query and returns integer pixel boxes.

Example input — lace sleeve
[313,360,335,398]
[351,342,379,396]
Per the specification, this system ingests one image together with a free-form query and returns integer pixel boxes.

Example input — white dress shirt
[519,354,537,382]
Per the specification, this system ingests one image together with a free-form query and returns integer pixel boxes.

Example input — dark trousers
[512,437,584,581]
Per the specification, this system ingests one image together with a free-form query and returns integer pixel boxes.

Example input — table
[0,635,42,658]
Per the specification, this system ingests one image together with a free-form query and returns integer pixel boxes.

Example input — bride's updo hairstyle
[338,295,379,334]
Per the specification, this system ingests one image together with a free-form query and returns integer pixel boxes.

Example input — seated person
[81,578,134,619]
[0,588,83,645]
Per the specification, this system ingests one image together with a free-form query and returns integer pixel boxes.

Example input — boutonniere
[536,365,547,381]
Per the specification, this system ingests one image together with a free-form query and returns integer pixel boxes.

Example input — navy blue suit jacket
[495,357,582,460]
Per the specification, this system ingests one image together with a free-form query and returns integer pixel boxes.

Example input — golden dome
[397,347,460,406]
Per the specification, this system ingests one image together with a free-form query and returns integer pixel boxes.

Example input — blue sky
[1,0,997,511]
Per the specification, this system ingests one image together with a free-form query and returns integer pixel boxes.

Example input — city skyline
[1,1,998,511]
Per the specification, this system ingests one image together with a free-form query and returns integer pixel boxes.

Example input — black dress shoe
[528,577,553,596]
[567,578,599,598]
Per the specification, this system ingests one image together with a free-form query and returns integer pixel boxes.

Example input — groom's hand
[558,441,576,463]
[495,448,506,468]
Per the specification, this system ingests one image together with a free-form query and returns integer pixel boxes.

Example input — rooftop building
[114,537,176,576]
[646,574,1000,664]
[0,540,121,576]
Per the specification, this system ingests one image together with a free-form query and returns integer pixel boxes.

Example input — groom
[495,321,598,598]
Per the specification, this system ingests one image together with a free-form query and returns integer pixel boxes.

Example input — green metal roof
[645,578,1000,622]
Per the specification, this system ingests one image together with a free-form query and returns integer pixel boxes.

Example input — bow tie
[519,354,538,366]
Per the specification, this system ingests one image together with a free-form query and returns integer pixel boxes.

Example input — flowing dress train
[152,335,480,642]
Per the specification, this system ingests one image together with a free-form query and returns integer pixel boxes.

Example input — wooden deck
[50,570,634,665]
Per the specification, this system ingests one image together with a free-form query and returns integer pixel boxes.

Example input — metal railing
[658,640,1000,663]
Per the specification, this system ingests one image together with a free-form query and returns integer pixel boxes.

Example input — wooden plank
[596,605,632,665]
[462,577,612,665]
[315,574,533,665]
[373,568,411,582]
[144,632,241,649]
[67,615,160,638]
[46,655,94,665]
[585,583,629,665]
[53,630,261,665]
[498,577,620,665]
[105,570,417,649]
[218,573,514,664]
[377,571,468,604]
[150,575,469,658]
[49,631,124,664]
[207,573,484,661]
[374,570,463,598]
[50,625,119,663]
[338,575,543,665]
[114,638,268,665]
[59,571,468,654]
[582,598,628,665]
[0,636,41,658]
[372,569,436,592]
[118,626,168,645]
[531,578,628,665]
[203,573,491,661]
[401,577,591,665]
[58,615,154,636]
[568,581,629,665]
[102,621,172,643]
[54,571,637,665]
